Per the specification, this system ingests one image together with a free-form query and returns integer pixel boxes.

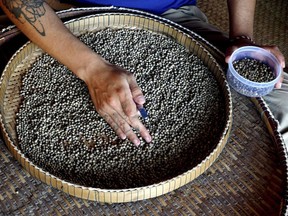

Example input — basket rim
[0,11,233,202]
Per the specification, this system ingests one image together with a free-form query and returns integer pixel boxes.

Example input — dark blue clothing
[71,0,197,14]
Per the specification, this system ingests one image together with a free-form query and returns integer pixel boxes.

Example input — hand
[0,0,151,146]
[225,38,285,88]
[80,56,152,146]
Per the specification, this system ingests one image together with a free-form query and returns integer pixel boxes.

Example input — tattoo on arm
[3,0,46,36]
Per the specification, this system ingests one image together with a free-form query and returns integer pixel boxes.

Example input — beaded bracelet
[229,35,255,44]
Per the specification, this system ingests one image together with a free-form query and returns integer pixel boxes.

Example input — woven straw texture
[0,6,287,216]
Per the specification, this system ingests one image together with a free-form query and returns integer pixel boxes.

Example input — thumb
[225,46,238,63]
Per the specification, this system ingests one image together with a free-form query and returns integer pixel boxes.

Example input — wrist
[74,53,107,81]
[229,35,255,46]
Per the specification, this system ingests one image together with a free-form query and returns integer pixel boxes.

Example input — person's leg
[161,5,229,54]
[263,71,288,145]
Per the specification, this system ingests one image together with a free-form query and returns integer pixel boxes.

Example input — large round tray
[0,13,232,203]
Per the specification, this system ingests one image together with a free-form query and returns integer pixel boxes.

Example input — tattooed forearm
[3,0,46,36]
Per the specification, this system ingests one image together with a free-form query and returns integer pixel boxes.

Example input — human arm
[226,0,285,87]
[0,0,151,145]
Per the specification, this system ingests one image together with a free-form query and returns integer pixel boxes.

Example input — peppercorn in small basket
[0,11,232,203]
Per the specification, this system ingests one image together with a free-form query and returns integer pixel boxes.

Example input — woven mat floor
[198,0,288,65]
[1,2,288,215]
[0,89,286,215]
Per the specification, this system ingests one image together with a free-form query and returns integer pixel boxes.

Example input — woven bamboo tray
[0,13,233,203]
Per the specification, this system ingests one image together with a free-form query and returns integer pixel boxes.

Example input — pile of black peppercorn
[16,28,227,189]
[233,57,275,82]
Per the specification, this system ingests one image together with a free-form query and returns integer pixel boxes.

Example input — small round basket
[0,12,232,203]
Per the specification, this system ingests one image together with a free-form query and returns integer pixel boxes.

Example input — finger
[261,46,285,89]
[275,72,283,89]
[124,113,151,143]
[111,98,151,144]
[129,76,145,106]
[125,79,152,142]
[101,108,142,146]
[117,91,152,143]
[88,88,128,140]
[225,37,256,63]
[225,45,238,63]
[262,45,286,68]
[103,98,141,146]
[111,111,142,146]
[114,106,152,144]
[117,106,152,144]
[93,84,141,145]
[102,113,127,140]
